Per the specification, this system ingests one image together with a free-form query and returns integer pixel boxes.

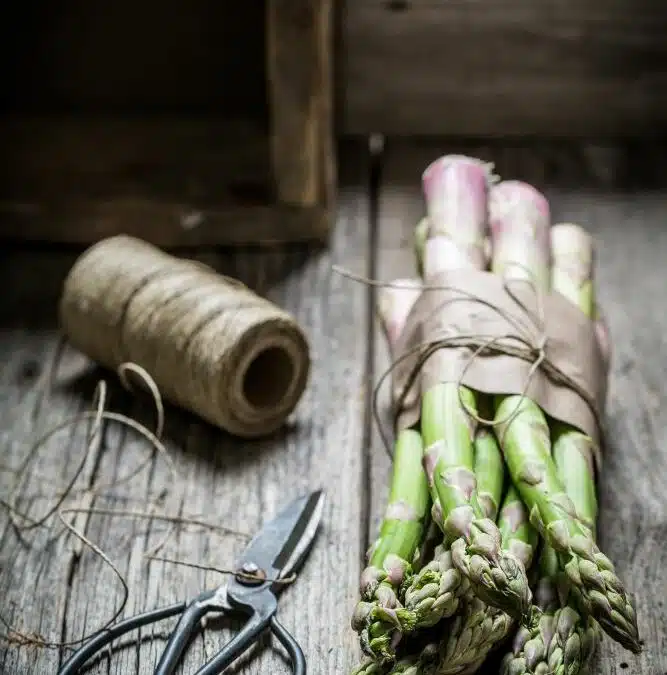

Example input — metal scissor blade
[234,490,325,583]
[274,489,325,580]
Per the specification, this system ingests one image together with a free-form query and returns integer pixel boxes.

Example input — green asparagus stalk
[436,484,539,674]
[501,529,602,675]
[409,157,531,624]
[431,426,513,672]
[472,424,505,522]
[489,186,640,653]
[401,162,494,633]
[399,428,509,634]
[500,226,612,675]
[351,283,431,664]
[547,224,608,670]
[352,429,431,661]
[550,223,600,537]
[431,427,519,672]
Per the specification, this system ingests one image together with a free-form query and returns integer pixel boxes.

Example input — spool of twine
[59,235,311,438]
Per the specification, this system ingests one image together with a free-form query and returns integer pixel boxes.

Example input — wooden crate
[0,0,334,247]
[342,0,667,137]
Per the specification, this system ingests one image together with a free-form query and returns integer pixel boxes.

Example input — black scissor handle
[154,591,222,675]
[194,611,305,675]
[269,615,306,675]
[57,591,306,675]
[58,602,186,675]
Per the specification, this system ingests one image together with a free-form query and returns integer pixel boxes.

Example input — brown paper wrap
[377,280,424,432]
[391,269,606,458]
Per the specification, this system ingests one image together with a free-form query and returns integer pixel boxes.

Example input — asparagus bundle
[488,184,640,653]
[402,156,532,630]
[351,281,431,663]
[348,156,641,675]
[356,484,538,675]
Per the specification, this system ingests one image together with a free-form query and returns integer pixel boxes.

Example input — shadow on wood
[0,0,335,247]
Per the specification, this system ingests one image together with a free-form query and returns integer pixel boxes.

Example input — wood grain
[268,0,333,209]
[343,1,667,136]
[0,140,371,674]
[0,116,330,246]
[367,139,667,674]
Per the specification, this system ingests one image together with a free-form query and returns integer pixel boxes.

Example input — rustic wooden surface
[0,141,369,674]
[2,139,667,674]
[343,0,667,136]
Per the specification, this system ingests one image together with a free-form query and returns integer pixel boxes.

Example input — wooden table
[1,140,666,674]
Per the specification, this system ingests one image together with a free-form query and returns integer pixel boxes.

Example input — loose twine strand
[0,350,293,652]
[332,263,600,460]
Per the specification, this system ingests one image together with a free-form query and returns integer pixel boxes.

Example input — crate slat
[343,0,667,137]
[0,0,334,247]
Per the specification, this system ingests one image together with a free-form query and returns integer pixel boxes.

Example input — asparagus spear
[500,226,612,675]
[546,224,609,671]
[430,426,515,673]
[550,223,601,536]
[351,283,431,664]
[400,425,509,633]
[473,425,505,522]
[401,402,500,635]
[489,185,640,653]
[352,429,431,662]
[436,484,539,674]
[404,157,531,627]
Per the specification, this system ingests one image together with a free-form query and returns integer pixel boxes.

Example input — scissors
[58,489,325,675]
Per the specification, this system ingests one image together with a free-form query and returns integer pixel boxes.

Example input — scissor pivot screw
[237,562,266,586]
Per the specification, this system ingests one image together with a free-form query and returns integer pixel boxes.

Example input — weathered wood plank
[0,116,331,247]
[268,0,334,209]
[343,1,667,136]
[368,140,667,674]
[0,139,371,673]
